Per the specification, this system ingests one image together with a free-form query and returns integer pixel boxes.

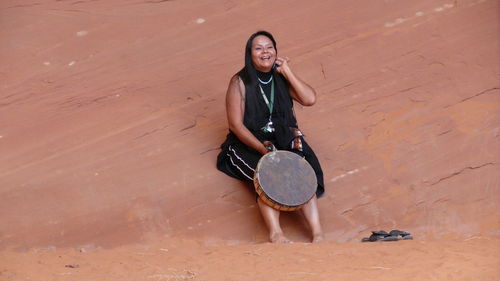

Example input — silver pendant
[261,121,275,133]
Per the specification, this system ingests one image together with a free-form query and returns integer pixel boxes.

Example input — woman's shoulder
[229,73,242,84]
[228,73,245,94]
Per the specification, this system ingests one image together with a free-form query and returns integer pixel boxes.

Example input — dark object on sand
[361,230,413,242]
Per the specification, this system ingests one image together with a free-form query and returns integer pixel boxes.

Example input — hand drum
[254,151,317,211]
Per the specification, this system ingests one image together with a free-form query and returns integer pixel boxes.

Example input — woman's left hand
[274,56,291,75]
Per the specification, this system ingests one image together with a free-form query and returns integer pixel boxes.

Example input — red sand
[1,0,499,280]
[2,237,499,281]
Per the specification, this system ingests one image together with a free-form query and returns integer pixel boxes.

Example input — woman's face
[251,35,276,72]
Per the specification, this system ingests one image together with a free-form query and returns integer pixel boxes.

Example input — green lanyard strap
[258,80,274,116]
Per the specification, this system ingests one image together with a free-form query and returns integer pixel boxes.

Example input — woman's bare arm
[275,57,317,106]
[226,75,269,155]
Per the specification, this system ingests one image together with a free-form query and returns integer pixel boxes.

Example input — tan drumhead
[254,150,317,210]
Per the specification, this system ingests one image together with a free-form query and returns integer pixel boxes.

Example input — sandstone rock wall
[0,0,498,249]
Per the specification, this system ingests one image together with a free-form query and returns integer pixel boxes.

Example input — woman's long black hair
[237,30,297,146]
[238,30,277,86]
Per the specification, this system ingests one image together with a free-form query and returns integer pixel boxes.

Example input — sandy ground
[2,237,499,281]
[1,0,499,280]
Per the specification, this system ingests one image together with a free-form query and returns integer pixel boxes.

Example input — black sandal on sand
[389,229,413,240]
[361,230,395,242]
[361,230,412,242]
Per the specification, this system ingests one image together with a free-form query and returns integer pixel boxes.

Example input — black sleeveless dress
[216,70,325,198]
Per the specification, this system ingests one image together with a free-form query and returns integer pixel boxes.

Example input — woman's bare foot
[312,233,325,243]
[270,232,292,243]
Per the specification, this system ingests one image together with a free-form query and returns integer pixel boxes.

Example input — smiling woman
[216,31,325,243]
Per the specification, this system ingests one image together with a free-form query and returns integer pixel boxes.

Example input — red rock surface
[0,0,499,279]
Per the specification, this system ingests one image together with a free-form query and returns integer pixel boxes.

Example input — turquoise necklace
[258,76,273,84]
